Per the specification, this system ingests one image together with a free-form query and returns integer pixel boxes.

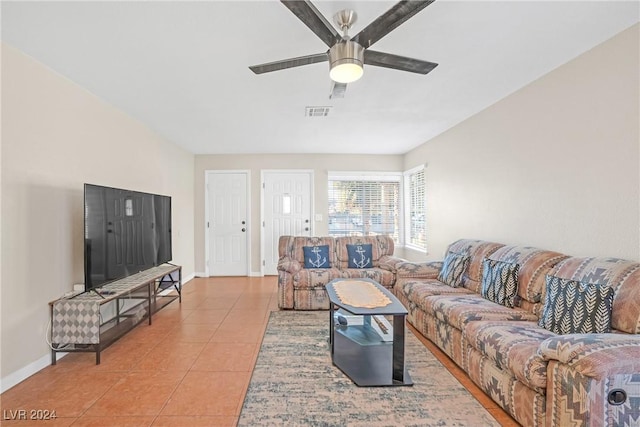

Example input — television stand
[49,264,182,365]
[75,288,107,299]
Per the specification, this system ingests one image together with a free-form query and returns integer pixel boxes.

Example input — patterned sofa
[277,235,404,310]
[394,239,640,427]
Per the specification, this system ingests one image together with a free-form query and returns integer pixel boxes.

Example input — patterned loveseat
[394,239,640,427]
[277,235,404,310]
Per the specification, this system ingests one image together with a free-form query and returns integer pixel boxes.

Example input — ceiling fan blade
[330,81,347,99]
[353,0,435,49]
[249,53,328,74]
[364,50,438,74]
[281,0,341,47]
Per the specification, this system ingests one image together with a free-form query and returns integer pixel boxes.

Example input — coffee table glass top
[325,278,407,316]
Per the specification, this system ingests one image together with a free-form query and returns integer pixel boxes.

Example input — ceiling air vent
[305,106,332,117]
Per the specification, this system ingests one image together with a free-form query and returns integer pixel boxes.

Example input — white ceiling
[2,1,638,155]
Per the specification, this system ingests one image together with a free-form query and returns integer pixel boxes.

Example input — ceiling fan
[249,0,439,98]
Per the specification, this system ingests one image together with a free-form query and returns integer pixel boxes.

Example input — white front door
[207,171,249,276]
[262,170,313,275]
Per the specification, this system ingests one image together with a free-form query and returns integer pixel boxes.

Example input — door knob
[242,228,246,232]
[305,227,309,231]
[305,219,309,223]
[242,220,245,225]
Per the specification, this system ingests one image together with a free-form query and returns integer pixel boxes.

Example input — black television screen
[84,184,172,291]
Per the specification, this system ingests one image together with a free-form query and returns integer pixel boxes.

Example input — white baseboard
[192,272,264,278]
[193,271,208,278]
[1,271,197,394]
[1,352,66,393]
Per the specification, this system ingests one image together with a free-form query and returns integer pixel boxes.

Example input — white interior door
[262,171,313,275]
[207,171,248,276]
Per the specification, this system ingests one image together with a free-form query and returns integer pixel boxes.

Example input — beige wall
[1,44,195,382]
[0,55,3,378]
[194,154,403,274]
[2,21,638,390]
[404,24,640,261]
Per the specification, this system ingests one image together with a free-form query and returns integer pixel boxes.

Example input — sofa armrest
[546,361,639,426]
[378,255,406,272]
[539,334,640,380]
[396,261,443,279]
[277,258,302,275]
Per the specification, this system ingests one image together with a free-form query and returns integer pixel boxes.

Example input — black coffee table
[325,278,412,387]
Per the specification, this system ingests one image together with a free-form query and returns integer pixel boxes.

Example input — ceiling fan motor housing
[329,40,365,83]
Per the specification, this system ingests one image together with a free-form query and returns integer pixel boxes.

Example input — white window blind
[406,166,426,251]
[328,173,400,242]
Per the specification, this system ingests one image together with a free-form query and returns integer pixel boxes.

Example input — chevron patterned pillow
[538,276,614,334]
[481,259,520,308]
[437,252,470,287]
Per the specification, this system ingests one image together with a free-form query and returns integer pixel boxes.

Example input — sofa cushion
[464,321,555,390]
[538,276,614,334]
[422,294,538,330]
[481,259,519,308]
[346,243,373,268]
[292,268,343,290]
[486,245,567,313]
[438,252,470,287]
[341,268,395,288]
[549,257,640,334]
[302,245,330,268]
[444,239,505,292]
[398,280,474,308]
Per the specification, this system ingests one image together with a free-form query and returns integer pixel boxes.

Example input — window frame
[403,165,427,253]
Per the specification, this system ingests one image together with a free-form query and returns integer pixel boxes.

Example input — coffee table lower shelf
[332,327,413,387]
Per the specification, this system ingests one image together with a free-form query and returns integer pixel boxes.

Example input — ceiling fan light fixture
[330,61,363,84]
[329,41,364,84]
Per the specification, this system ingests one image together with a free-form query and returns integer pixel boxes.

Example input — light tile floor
[0,276,518,426]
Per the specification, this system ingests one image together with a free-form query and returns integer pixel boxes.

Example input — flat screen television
[84,183,172,291]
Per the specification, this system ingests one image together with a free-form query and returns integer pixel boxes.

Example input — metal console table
[49,264,181,365]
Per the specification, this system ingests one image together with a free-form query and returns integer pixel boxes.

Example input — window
[125,197,134,217]
[328,173,401,241]
[405,166,426,251]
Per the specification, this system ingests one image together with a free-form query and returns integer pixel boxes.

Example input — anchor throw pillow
[346,244,373,269]
[303,245,330,269]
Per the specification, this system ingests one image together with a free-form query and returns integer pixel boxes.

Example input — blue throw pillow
[346,244,373,269]
[303,245,330,268]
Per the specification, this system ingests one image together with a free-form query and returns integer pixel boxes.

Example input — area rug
[238,311,499,426]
